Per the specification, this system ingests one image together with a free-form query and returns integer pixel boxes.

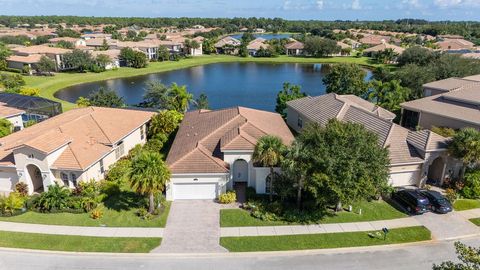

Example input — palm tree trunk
[296,177,303,209]
[269,167,274,202]
[460,163,467,181]
[149,192,155,214]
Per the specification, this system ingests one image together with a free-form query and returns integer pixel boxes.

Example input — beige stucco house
[401,76,480,130]
[286,94,461,188]
[0,107,155,195]
[0,102,25,131]
[165,107,294,200]
[7,45,72,72]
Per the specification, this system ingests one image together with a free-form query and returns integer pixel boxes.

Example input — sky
[0,0,480,21]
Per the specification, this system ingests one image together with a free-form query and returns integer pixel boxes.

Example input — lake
[55,62,372,112]
[229,33,292,40]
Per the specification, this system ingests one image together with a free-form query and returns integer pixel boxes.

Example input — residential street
[0,236,477,270]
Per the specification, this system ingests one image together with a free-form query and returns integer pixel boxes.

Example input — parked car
[419,190,452,214]
[392,189,430,214]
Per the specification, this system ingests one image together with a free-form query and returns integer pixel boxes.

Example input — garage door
[172,183,217,200]
[389,170,421,187]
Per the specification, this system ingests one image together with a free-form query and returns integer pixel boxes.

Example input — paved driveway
[152,200,227,253]
[414,211,480,240]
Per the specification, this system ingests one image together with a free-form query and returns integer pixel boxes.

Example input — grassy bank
[453,199,480,211]
[220,201,406,227]
[22,55,382,111]
[220,226,431,252]
[0,201,171,227]
[0,231,160,252]
[470,218,480,226]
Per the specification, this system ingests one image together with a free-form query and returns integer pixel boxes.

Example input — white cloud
[316,0,324,9]
[351,0,361,10]
[282,0,326,11]
[433,0,480,8]
[402,0,421,8]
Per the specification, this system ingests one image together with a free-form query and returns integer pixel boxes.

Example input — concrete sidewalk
[221,217,421,237]
[0,221,164,238]
[457,208,480,220]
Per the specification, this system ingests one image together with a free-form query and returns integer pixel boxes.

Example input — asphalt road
[0,237,477,270]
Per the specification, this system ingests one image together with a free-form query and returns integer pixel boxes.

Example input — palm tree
[253,136,285,201]
[282,140,308,209]
[129,151,170,213]
[168,83,193,113]
[448,128,480,180]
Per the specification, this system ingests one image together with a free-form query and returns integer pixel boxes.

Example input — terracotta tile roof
[48,37,80,43]
[0,103,25,118]
[6,54,42,64]
[247,40,269,50]
[363,43,405,54]
[386,125,425,165]
[0,107,155,170]
[91,49,121,60]
[436,39,475,50]
[422,77,477,92]
[407,130,449,152]
[12,45,71,55]
[167,107,294,174]
[285,41,304,50]
[214,36,241,48]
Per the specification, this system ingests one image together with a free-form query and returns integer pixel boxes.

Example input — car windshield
[436,198,448,205]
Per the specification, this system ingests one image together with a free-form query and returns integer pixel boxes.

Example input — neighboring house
[341,38,361,49]
[435,38,475,51]
[286,93,459,188]
[359,34,391,46]
[0,107,155,196]
[0,93,62,121]
[401,76,480,130]
[91,49,121,69]
[114,40,183,60]
[81,33,112,40]
[85,38,118,49]
[8,45,72,72]
[165,107,294,201]
[48,37,87,48]
[285,40,304,56]
[214,36,241,54]
[246,38,269,56]
[6,54,42,74]
[363,42,405,55]
[0,102,25,131]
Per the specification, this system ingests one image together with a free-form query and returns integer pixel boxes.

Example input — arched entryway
[26,164,44,193]
[427,157,445,186]
[232,159,248,183]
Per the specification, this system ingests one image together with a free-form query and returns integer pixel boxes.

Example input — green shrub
[245,187,257,201]
[219,191,236,204]
[80,197,98,212]
[33,184,71,212]
[462,170,480,199]
[445,188,458,203]
[14,182,28,197]
[0,192,26,216]
[90,208,103,219]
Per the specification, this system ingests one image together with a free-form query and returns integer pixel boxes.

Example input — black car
[392,189,430,214]
[419,190,452,214]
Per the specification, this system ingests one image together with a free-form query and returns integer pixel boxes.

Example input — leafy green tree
[120,47,147,68]
[142,81,193,112]
[368,79,411,115]
[95,54,112,69]
[394,64,436,99]
[86,87,125,108]
[0,42,11,63]
[397,46,438,66]
[253,135,286,202]
[157,45,170,61]
[76,96,91,107]
[36,55,56,75]
[462,170,480,199]
[184,39,200,55]
[168,83,193,113]
[129,151,170,213]
[56,40,74,49]
[63,49,93,72]
[195,93,209,110]
[241,32,255,44]
[0,118,12,138]
[202,38,215,54]
[281,140,309,209]
[448,128,480,180]
[148,110,184,147]
[304,36,340,57]
[373,48,398,64]
[0,73,25,91]
[275,82,306,118]
[99,39,109,51]
[299,120,390,210]
[323,63,369,97]
[433,242,480,270]
[33,184,71,212]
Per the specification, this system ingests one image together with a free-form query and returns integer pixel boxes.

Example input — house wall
[419,111,480,130]
[252,167,281,194]
[5,114,24,130]
[7,61,26,70]
[13,147,58,194]
[423,87,447,97]
[223,151,255,190]
[286,107,313,133]
[0,167,19,195]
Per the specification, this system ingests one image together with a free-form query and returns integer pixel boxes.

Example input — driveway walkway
[414,211,480,240]
[152,200,227,253]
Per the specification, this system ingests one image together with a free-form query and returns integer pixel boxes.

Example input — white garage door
[172,183,217,200]
[389,170,421,187]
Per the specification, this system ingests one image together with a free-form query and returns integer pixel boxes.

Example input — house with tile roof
[165,107,294,200]
[400,76,480,131]
[7,45,72,73]
[0,107,155,195]
[0,102,25,132]
[286,93,460,187]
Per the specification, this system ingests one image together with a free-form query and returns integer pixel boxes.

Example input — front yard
[453,199,480,211]
[0,201,170,227]
[220,226,431,252]
[470,218,480,226]
[0,231,160,252]
[220,200,406,227]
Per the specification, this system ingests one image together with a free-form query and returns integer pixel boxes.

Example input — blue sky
[0,0,479,21]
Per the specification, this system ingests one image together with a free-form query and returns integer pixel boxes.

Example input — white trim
[172,173,229,177]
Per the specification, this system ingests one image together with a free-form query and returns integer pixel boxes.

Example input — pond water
[55,62,372,112]
[229,33,292,40]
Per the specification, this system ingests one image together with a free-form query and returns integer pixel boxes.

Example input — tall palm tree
[282,140,308,209]
[253,136,285,201]
[168,83,194,113]
[130,151,170,213]
[449,128,480,180]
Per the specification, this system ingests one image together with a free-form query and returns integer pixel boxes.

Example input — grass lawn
[220,201,407,227]
[470,218,480,226]
[0,231,160,253]
[453,199,480,211]
[0,201,171,227]
[220,226,431,252]
[19,55,385,111]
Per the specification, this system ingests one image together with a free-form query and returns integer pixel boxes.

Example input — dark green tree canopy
[304,36,340,57]
[275,82,306,118]
[86,87,125,108]
[323,63,369,97]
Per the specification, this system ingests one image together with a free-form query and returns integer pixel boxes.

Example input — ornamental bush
[219,191,236,204]
[461,170,480,199]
